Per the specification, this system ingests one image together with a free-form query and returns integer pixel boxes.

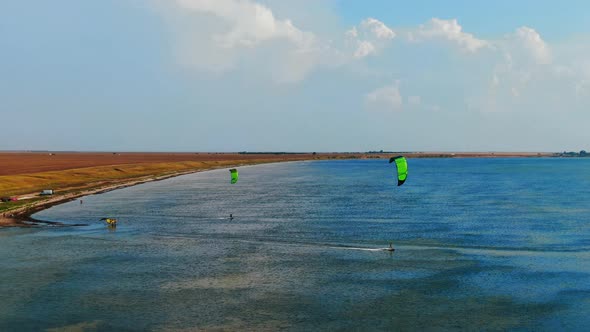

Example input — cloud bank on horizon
[1,0,589,152]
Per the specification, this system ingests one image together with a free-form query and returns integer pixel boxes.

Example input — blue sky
[335,0,590,41]
[1,0,590,152]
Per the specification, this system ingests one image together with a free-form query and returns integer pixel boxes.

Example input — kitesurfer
[387,242,395,252]
[229,214,234,220]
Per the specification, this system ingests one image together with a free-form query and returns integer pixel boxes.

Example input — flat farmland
[0,152,319,176]
[0,151,553,176]
[0,152,341,199]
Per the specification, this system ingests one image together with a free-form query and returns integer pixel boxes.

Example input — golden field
[0,152,329,198]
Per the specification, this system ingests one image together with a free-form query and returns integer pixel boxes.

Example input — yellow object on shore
[100,218,117,225]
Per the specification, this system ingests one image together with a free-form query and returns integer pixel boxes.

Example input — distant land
[1,150,587,177]
[0,150,586,227]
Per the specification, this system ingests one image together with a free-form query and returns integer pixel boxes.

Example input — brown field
[0,151,554,177]
[0,152,324,176]
[0,152,334,197]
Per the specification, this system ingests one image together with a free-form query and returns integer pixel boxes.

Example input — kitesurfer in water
[387,242,395,252]
[229,214,233,220]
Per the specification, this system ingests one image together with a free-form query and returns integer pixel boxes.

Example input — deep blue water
[2,158,590,331]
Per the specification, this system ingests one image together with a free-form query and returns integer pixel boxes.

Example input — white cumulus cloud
[412,18,488,53]
[360,18,396,40]
[174,0,314,48]
[157,0,590,123]
[511,26,551,64]
[354,41,376,58]
[365,82,403,111]
[159,0,326,82]
[346,18,395,58]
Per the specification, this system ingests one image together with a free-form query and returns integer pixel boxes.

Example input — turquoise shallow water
[2,158,590,331]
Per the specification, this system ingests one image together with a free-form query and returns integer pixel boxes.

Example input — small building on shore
[40,189,54,195]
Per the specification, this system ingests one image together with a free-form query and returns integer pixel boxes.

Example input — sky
[1,0,590,152]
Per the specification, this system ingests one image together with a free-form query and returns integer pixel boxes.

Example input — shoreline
[0,165,245,228]
[0,152,561,228]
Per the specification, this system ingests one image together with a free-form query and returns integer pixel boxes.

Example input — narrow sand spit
[0,169,203,227]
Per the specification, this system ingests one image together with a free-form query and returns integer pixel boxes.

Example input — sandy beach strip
[0,153,336,227]
[0,169,199,227]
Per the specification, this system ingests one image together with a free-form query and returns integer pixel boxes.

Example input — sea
[1,158,590,331]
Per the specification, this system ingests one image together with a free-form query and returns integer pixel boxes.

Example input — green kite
[389,156,408,186]
[229,168,238,184]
